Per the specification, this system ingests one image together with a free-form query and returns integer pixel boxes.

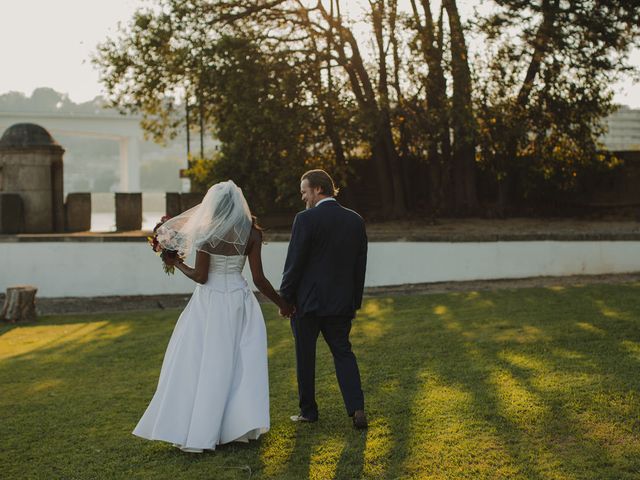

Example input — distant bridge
[0,111,147,191]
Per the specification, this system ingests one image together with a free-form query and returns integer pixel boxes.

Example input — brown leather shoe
[352,410,368,429]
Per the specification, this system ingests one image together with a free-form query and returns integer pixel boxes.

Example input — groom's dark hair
[301,169,339,197]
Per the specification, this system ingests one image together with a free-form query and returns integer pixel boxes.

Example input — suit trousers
[290,314,365,419]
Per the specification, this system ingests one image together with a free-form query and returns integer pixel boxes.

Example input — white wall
[1,240,639,297]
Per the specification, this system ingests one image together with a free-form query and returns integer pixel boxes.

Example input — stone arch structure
[0,111,143,191]
[0,123,65,232]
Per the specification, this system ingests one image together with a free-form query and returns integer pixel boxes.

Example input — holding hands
[279,302,296,319]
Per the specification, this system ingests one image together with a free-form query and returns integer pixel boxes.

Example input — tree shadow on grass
[418,284,640,479]
[0,309,268,479]
[255,303,368,479]
[343,284,640,479]
[2,285,639,479]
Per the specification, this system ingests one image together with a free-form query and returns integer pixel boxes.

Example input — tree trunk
[302,9,358,211]
[370,0,407,217]
[389,0,414,211]
[319,2,396,217]
[411,0,452,216]
[313,1,409,217]
[502,0,558,200]
[443,0,478,214]
[516,0,557,110]
[2,286,38,323]
[323,110,358,209]
[380,122,407,217]
[497,175,511,217]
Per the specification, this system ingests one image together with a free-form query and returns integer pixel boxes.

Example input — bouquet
[148,215,183,275]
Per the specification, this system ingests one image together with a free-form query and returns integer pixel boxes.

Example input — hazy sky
[0,0,141,103]
[1,0,638,107]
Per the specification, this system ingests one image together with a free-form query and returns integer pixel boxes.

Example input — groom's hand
[279,303,295,318]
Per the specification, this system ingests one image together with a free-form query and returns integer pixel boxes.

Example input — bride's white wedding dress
[133,253,269,452]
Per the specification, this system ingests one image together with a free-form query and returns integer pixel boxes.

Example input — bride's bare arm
[170,250,210,284]
[247,228,293,315]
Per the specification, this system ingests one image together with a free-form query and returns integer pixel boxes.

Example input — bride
[133,180,293,453]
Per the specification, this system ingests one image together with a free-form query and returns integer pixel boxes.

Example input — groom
[280,169,368,429]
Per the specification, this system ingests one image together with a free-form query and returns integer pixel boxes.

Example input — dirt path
[371,217,640,237]
[363,272,640,297]
[264,217,640,241]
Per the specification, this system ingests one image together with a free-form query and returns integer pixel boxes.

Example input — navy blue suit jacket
[280,200,367,318]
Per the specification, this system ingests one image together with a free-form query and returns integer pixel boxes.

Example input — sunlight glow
[499,351,549,373]
[575,322,606,336]
[489,369,549,429]
[308,436,347,480]
[493,325,551,344]
[594,300,627,319]
[620,340,640,362]
[433,305,449,316]
[27,378,63,393]
[362,298,394,318]
[363,418,392,478]
[259,425,296,478]
[359,299,394,340]
[405,373,521,477]
[0,321,132,361]
[547,285,566,292]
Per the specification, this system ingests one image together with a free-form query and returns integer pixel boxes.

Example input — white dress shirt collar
[315,197,337,207]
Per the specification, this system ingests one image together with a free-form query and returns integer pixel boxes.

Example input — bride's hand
[163,254,180,267]
[279,302,295,318]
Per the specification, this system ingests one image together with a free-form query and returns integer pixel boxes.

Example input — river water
[90,212,165,232]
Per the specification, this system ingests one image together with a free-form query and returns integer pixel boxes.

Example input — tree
[95,0,640,218]
[95,3,316,212]
[186,36,319,213]
[475,0,640,212]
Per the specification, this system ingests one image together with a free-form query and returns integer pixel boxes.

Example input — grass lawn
[1,283,640,479]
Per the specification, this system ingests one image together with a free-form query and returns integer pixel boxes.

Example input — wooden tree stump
[1,286,38,323]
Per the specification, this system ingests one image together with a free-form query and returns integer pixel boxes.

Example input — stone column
[51,155,64,232]
[0,193,24,233]
[118,136,141,192]
[181,192,205,211]
[65,193,91,232]
[0,153,54,232]
[165,192,182,217]
[115,192,142,231]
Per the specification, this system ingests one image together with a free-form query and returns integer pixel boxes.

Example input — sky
[1,0,638,107]
[0,0,142,103]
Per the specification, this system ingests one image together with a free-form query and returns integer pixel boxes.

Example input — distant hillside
[0,87,122,115]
